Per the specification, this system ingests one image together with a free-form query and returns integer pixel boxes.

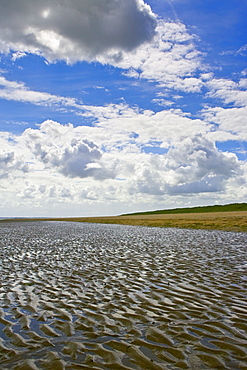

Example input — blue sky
[0,0,246,217]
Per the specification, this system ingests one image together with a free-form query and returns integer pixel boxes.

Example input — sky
[0,0,247,217]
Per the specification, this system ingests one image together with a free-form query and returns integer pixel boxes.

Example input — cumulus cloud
[164,135,241,194]
[0,0,156,62]
[128,135,242,197]
[24,120,116,180]
[167,135,239,180]
[0,150,28,179]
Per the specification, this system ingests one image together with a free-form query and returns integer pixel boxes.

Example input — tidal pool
[0,221,246,369]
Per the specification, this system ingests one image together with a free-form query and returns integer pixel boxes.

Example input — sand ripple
[0,222,247,369]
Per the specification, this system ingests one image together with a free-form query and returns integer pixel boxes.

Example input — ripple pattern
[0,222,247,369]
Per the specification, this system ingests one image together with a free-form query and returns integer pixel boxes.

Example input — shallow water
[0,222,246,369]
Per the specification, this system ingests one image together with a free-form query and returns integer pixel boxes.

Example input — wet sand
[0,221,247,369]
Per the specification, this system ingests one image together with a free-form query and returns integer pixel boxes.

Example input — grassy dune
[2,203,247,232]
[124,202,247,215]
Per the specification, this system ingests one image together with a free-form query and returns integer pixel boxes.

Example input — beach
[0,221,247,369]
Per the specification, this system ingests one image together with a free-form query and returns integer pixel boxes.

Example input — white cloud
[200,76,247,142]
[206,78,247,107]
[23,120,117,180]
[202,105,247,142]
[0,0,156,63]
[166,135,240,181]
[128,135,243,196]
[0,75,80,107]
[11,51,27,61]
[0,150,28,179]
[220,44,247,57]
[100,21,204,92]
[237,44,247,56]
[80,103,211,149]
[152,98,174,107]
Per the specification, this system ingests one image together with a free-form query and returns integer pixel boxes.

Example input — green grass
[123,203,247,216]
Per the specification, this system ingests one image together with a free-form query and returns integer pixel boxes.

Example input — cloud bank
[0,119,246,216]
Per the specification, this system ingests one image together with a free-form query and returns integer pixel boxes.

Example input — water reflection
[0,222,246,369]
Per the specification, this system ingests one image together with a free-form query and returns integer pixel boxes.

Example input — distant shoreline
[1,210,247,232]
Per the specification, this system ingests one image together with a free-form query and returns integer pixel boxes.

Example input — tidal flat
[0,221,247,369]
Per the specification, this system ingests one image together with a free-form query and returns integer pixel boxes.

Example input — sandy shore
[5,211,246,232]
[0,222,247,369]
